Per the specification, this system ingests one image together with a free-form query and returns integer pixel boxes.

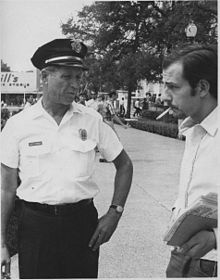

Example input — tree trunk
[125,87,132,118]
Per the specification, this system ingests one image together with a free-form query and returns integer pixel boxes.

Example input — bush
[129,119,178,139]
[141,110,159,120]
[141,109,178,124]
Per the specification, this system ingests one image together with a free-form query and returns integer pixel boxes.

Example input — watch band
[110,204,124,213]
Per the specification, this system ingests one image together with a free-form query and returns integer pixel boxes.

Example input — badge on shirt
[71,40,82,54]
[28,141,43,146]
[79,129,87,141]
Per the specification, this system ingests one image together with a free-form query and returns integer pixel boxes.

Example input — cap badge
[79,129,87,141]
[71,40,82,54]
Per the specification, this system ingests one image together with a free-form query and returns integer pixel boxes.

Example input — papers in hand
[163,192,217,246]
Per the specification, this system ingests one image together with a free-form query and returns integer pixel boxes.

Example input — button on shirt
[1,99,123,205]
[173,107,219,261]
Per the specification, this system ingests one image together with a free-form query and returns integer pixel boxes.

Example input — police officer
[1,38,133,279]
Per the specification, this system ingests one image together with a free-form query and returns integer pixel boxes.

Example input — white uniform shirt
[173,107,219,261]
[24,101,32,109]
[1,99,123,205]
[85,98,99,111]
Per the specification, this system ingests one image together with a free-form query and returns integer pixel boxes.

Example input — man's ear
[41,69,48,84]
[196,79,210,98]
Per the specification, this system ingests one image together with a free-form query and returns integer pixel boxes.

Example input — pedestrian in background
[119,97,126,117]
[23,94,34,109]
[86,92,99,111]
[133,98,141,117]
[1,38,133,279]
[106,91,128,132]
[97,92,128,162]
[155,94,163,105]
[1,107,10,130]
[97,94,107,117]
[141,98,149,112]
[163,44,218,277]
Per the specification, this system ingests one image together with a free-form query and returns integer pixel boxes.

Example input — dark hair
[163,44,217,100]
[26,94,33,99]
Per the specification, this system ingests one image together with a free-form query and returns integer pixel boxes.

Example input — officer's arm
[111,149,133,207]
[89,150,133,251]
[1,163,18,273]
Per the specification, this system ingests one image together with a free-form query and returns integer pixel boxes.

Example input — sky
[0,0,94,71]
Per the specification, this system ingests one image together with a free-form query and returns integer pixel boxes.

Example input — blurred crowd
[1,90,168,131]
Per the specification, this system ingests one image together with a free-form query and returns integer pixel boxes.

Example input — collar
[71,101,84,114]
[30,98,83,120]
[28,98,45,119]
[179,106,218,137]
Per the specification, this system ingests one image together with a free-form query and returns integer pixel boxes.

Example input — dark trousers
[133,107,141,117]
[119,105,125,117]
[166,249,217,278]
[18,200,99,279]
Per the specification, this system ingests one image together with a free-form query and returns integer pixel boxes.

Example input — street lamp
[185,20,197,43]
[23,84,27,105]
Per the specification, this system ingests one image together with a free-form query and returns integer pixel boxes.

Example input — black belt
[21,199,93,216]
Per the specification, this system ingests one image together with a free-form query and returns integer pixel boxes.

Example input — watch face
[116,206,124,213]
[110,204,124,213]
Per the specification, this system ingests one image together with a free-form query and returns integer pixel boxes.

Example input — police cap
[31,38,88,70]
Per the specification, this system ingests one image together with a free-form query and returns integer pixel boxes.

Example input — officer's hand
[1,245,11,279]
[177,230,216,259]
[89,210,121,251]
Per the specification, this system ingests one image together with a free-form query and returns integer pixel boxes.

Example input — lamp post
[185,20,197,43]
[23,84,27,106]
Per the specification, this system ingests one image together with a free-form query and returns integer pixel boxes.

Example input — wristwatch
[110,204,124,214]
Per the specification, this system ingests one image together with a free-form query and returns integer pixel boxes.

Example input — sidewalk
[11,124,185,278]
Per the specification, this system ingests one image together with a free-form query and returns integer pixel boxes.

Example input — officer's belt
[21,199,93,216]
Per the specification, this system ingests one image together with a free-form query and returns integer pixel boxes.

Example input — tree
[148,0,217,52]
[1,60,11,72]
[61,0,217,117]
[114,52,161,116]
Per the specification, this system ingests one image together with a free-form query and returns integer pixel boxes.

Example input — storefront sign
[1,71,37,93]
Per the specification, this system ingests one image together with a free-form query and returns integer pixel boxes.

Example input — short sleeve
[1,118,19,168]
[213,228,218,249]
[97,120,123,162]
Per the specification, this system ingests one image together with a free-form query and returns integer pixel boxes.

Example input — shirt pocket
[65,139,97,178]
[20,143,52,179]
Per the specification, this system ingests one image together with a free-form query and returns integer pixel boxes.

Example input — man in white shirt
[133,98,141,117]
[163,44,218,277]
[1,38,133,279]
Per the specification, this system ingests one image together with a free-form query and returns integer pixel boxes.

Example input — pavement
[10,124,185,278]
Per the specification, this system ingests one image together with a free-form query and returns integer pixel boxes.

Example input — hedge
[129,119,179,139]
[141,109,178,124]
